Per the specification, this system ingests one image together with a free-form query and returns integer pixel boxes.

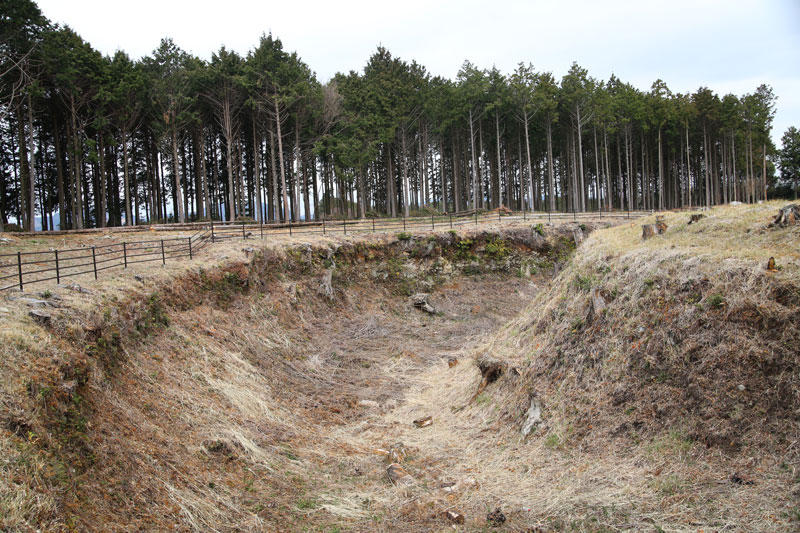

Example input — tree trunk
[575,105,585,212]
[252,121,262,222]
[401,128,410,217]
[762,143,767,201]
[121,131,132,226]
[547,120,555,212]
[523,111,534,211]
[269,127,279,221]
[25,94,36,230]
[293,121,301,221]
[469,109,478,210]
[274,100,289,222]
[495,112,502,208]
[171,124,185,223]
[70,97,84,229]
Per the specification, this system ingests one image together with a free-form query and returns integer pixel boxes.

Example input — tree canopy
[0,0,789,232]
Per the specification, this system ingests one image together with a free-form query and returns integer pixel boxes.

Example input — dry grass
[2,205,797,531]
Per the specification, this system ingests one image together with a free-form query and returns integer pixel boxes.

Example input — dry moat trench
[8,219,799,532]
[29,226,575,531]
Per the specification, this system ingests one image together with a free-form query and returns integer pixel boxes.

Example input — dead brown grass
[3,205,796,531]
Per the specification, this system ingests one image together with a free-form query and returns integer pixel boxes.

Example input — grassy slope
[459,201,800,529]
[0,226,573,531]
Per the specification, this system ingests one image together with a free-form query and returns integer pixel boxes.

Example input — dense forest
[0,0,785,232]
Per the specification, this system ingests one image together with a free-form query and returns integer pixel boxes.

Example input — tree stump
[688,214,704,225]
[769,204,800,228]
[766,257,778,272]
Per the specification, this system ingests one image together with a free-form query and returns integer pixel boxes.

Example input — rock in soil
[387,463,414,486]
[730,473,755,485]
[572,227,584,245]
[28,309,51,325]
[443,510,465,524]
[62,282,91,293]
[413,416,432,428]
[411,293,436,314]
[447,357,459,368]
[521,397,542,437]
[487,507,506,526]
[590,287,607,316]
[477,356,506,384]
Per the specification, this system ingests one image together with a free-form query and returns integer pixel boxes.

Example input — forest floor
[1,202,798,531]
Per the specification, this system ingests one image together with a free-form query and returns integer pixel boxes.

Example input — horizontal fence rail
[0,209,649,292]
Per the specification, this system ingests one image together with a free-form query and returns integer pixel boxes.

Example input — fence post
[523,210,526,221]
[498,210,501,223]
[161,240,166,265]
[289,221,292,236]
[54,250,60,284]
[403,217,406,232]
[188,237,193,259]
[372,217,375,233]
[260,220,263,239]
[343,218,347,235]
[431,214,434,231]
[211,220,215,243]
[242,222,246,239]
[475,212,478,226]
[17,251,23,291]
[322,216,326,235]
[449,214,453,229]
[92,246,98,279]
[123,242,128,268]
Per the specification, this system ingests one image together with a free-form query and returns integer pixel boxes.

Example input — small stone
[590,287,606,316]
[486,507,506,526]
[64,282,91,293]
[521,397,542,437]
[411,293,436,314]
[387,463,413,486]
[318,268,335,300]
[447,357,458,368]
[38,291,62,301]
[243,247,255,254]
[0,306,10,314]
[737,384,746,392]
[28,309,51,325]
[730,472,754,485]
[358,399,379,409]
[413,416,433,428]
[443,510,465,524]
[16,297,51,307]
[134,274,145,284]
[439,481,457,492]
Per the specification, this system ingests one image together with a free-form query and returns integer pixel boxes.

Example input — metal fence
[1,209,648,292]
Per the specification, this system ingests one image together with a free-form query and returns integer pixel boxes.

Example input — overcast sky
[36,0,800,147]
